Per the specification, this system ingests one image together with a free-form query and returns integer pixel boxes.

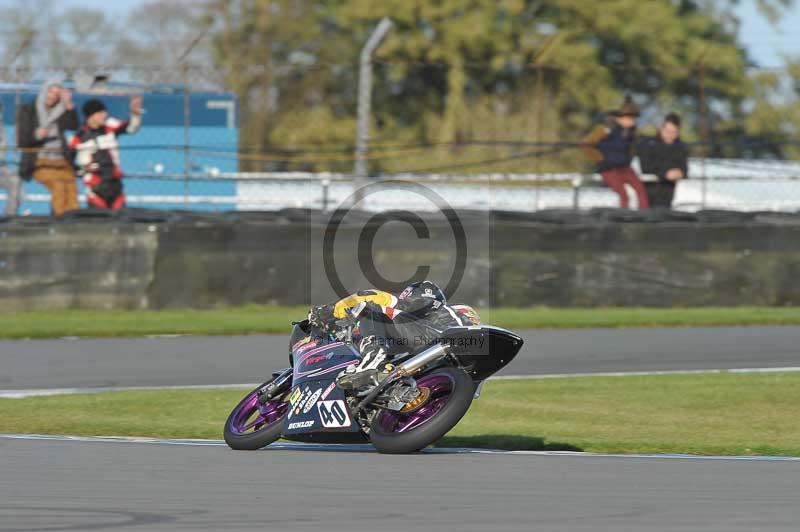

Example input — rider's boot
[337,336,391,390]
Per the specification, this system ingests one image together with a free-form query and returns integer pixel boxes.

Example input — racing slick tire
[369,366,474,454]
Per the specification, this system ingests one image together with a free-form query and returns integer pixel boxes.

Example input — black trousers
[645,182,676,209]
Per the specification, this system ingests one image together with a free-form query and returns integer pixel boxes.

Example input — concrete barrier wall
[0,223,157,310]
[488,222,800,307]
[2,210,800,309]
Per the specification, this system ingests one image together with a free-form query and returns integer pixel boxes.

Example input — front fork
[257,368,293,405]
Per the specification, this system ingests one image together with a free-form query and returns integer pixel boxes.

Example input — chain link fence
[2,62,800,214]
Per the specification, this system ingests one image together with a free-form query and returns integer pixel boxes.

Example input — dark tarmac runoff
[1,437,798,532]
[1,326,799,390]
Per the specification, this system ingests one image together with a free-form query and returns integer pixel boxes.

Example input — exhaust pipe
[396,343,450,377]
[354,343,451,413]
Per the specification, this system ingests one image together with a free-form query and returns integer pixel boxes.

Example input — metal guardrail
[6,169,800,214]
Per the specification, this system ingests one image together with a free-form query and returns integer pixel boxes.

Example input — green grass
[481,306,800,331]
[0,305,308,339]
[3,306,800,339]
[2,372,799,456]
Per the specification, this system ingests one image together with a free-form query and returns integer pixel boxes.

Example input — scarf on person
[35,78,67,157]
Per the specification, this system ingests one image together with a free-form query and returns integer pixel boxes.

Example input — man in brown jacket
[16,79,79,216]
[580,98,649,210]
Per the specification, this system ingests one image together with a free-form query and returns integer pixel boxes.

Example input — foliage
[205,0,359,170]
[733,60,800,160]
[0,0,798,171]
[206,0,795,172]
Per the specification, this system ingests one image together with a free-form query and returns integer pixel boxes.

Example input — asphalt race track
[2,326,799,531]
[1,436,799,532]
[2,326,800,390]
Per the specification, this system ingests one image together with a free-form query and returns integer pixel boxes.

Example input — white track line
[3,366,800,399]
[492,366,800,380]
[0,383,262,399]
[1,433,798,461]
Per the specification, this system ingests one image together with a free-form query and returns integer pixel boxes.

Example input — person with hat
[69,96,142,210]
[580,96,649,210]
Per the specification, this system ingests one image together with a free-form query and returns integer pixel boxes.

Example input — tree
[114,0,212,85]
[0,1,113,73]
[729,59,800,160]
[208,0,359,170]
[332,0,760,171]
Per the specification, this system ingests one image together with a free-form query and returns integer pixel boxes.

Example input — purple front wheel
[370,366,474,454]
[224,381,290,450]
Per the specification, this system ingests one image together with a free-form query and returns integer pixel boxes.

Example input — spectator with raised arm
[16,79,79,216]
[69,96,143,210]
[637,113,689,209]
[580,97,649,210]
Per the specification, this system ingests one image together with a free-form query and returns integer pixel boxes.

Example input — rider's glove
[348,301,368,318]
[307,304,335,332]
[331,319,355,342]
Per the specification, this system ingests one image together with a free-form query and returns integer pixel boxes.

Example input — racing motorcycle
[223,308,523,454]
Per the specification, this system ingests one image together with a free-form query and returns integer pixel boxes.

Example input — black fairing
[288,320,312,366]
[437,326,524,381]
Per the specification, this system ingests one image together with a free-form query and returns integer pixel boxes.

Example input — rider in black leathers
[306,280,478,389]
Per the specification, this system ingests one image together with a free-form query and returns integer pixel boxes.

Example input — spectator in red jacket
[69,96,142,210]
[580,97,649,210]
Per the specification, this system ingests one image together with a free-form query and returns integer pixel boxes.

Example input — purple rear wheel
[224,381,290,450]
[370,366,474,454]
